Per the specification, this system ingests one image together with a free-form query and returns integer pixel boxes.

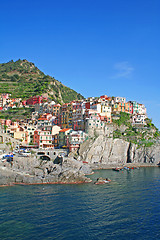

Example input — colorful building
[138,104,147,115]
[35,125,53,149]
[26,96,47,106]
[125,102,133,114]
[130,101,139,114]
[132,114,147,125]
[67,130,86,152]
[118,102,125,112]
[114,96,126,103]
[58,128,72,147]
[52,104,61,116]
[112,103,119,113]
[60,104,73,129]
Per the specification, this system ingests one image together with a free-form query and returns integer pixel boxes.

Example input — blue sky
[0,0,160,128]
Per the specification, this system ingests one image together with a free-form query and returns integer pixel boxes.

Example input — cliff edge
[79,136,160,166]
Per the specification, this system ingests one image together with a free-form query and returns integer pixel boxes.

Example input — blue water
[0,167,160,240]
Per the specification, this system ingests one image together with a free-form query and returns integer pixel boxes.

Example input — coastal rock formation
[0,156,92,186]
[79,136,160,165]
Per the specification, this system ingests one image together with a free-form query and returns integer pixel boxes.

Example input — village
[0,93,147,153]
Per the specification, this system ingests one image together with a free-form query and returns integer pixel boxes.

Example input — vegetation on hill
[113,112,160,147]
[0,59,84,103]
[0,107,34,120]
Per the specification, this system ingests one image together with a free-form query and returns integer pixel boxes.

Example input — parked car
[19,151,31,157]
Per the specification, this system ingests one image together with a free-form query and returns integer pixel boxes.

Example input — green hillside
[0,59,84,103]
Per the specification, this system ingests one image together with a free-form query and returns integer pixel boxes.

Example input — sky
[0,0,160,128]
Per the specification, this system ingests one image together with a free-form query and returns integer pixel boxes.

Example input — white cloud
[111,61,134,79]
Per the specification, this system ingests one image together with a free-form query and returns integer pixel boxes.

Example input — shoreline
[0,163,159,187]
[89,162,159,170]
[0,179,92,188]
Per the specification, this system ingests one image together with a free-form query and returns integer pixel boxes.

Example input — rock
[79,136,160,166]
[79,164,93,175]
[0,154,92,185]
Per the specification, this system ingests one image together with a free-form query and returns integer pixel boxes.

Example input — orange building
[118,102,125,112]
[125,102,133,114]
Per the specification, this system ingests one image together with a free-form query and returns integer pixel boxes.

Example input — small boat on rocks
[112,167,121,172]
[94,177,111,185]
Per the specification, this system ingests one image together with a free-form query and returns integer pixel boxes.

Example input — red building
[85,102,90,109]
[100,95,108,100]
[33,130,40,146]
[72,101,82,110]
[26,96,47,106]
[5,119,12,126]
[22,100,26,106]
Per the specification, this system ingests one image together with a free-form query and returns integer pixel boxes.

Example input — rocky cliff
[0,156,92,186]
[79,136,160,166]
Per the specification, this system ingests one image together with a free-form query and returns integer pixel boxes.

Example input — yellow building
[61,104,73,129]
[52,104,61,116]
[112,104,119,113]
[14,131,28,144]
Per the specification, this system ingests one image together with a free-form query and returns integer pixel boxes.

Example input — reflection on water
[0,167,160,240]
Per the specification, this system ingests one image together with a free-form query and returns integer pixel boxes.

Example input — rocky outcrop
[132,143,160,164]
[0,156,92,186]
[79,136,160,165]
[1,132,160,186]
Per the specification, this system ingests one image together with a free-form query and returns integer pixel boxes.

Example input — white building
[90,103,101,113]
[72,108,85,122]
[101,103,112,117]
[138,104,147,115]
[67,130,87,152]
[85,118,105,131]
[114,96,126,103]
[132,114,147,125]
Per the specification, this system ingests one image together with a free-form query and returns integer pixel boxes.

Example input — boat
[19,151,31,157]
[18,149,31,157]
[112,167,120,172]
[94,178,111,185]
[157,162,160,167]
[123,166,130,171]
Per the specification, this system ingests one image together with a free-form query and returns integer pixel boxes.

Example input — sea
[0,167,160,240]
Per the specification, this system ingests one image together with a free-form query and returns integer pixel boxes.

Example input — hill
[0,59,84,103]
